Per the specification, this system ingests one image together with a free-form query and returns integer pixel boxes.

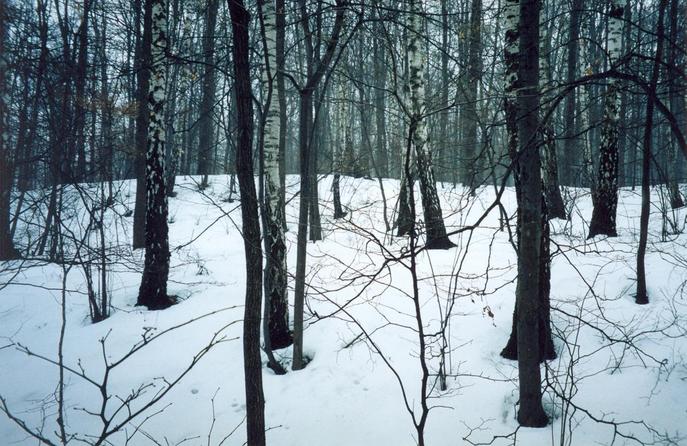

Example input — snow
[1,175,686,445]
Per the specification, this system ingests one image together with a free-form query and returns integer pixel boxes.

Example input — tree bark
[227,1,267,444]
[561,0,582,186]
[666,0,685,208]
[461,0,482,194]
[405,0,454,250]
[197,0,219,189]
[137,0,173,310]
[588,0,624,238]
[514,0,548,427]
[133,0,153,249]
[636,0,667,305]
[0,0,19,260]
[500,0,555,365]
[292,0,346,370]
[260,0,291,350]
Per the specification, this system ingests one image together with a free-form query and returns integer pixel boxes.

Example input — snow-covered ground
[1,175,685,445]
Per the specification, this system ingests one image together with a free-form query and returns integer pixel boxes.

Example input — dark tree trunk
[374,12,388,178]
[292,0,346,370]
[72,0,91,182]
[539,30,566,220]
[293,90,313,371]
[561,0,582,186]
[197,0,219,189]
[541,126,567,220]
[514,0,548,428]
[636,0,667,305]
[460,0,482,194]
[137,0,173,310]
[0,0,19,260]
[666,0,685,209]
[227,2,267,444]
[133,0,153,249]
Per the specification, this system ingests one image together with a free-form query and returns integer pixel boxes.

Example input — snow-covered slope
[1,175,685,445]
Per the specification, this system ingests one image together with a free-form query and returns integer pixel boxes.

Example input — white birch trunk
[406,0,453,249]
[138,0,172,309]
[589,0,624,237]
[261,0,290,349]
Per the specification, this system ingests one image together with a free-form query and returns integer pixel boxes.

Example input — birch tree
[399,0,454,250]
[500,0,555,365]
[588,0,624,238]
[137,0,173,310]
[260,0,290,350]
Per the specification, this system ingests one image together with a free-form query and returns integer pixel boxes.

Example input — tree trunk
[374,13,388,178]
[666,0,685,208]
[292,0,346,370]
[407,0,454,250]
[500,0,555,365]
[588,0,624,238]
[133,0,153,249]
[197,0,219,189]
[260,0,291,350]
[137,0,173,310]
[0,0,19,260]
[461,0,482,194]
[276,0,287,230]
[636,0,667,305]
[227,2,267,444]
[561,0,582,186]
[539,24,566,220]
[514,0,548,428]
[72,0,91,182]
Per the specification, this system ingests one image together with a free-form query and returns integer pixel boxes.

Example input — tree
[460,0,482,194]
[397,0,454,250]
[132,0,153,250]
[588,0,624,238]
[227,1,266,443]
[0,0,20,261]
[665,0,685,209]
[259,0,290,351]
[197,0,219,190]
[292,0,346,371]
[137,0,173,310]
[513,0,548,427]
[539,16,566,220]
[561,0,583,186]
[636,0,667,305]
[500,0,555,365]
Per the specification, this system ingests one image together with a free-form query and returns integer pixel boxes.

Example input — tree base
[517,407,549,427]
[137,294,176,310]
[635,292,649,305]
[0,245,21,261]
[270,331,293,350]
[333,210,348,220]
[587,225,618,239]
[425,237,456,250]
[670,196,685,209]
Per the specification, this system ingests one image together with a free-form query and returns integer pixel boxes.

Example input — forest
[0,0,686,444]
